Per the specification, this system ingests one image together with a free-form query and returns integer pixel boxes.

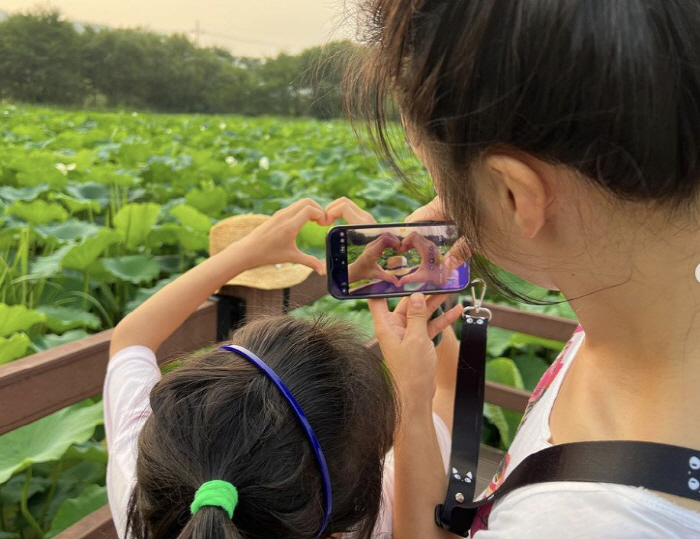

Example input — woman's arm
[433,324,459,434]
[109,198,327,356]
[369,294,462,539]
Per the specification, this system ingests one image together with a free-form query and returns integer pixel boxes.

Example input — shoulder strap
[436,312,700,536]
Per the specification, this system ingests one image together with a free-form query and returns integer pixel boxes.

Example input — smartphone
[326,221,470,299]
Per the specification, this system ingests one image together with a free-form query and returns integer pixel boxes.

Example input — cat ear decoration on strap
[190,480,239,519]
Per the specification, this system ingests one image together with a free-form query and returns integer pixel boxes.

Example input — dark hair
[349,0,700,295]
[126,315,396,539]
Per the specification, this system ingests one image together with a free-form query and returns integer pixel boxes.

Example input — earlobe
[485,155,549,239]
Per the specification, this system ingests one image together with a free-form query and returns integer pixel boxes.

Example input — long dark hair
[126,315,396,539]
[349,0,700,297]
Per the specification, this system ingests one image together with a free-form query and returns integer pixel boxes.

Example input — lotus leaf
[64,182,111,210]
[50,193,101,214]
[297,222,331,250]
[509,332,565,352]
[28,246,72,278]
[31,330,90,352]
[170,204,213,233]
[61,228,122,272]
[0,184,49,202]
[0,401,103,484]
[101,255,161,284]
[113,203,161,250]
[0,333,32,365]
[184,186,227,216]
[34,220,100,243]
[47,484,108,538]
[0,304,46,337]
[35,306,101,333]
[7,200,69,225]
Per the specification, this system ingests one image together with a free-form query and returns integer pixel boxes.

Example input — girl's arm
[369,294,463,539]
[110,198,327,357]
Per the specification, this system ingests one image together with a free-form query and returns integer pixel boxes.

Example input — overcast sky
[0,1,356,57]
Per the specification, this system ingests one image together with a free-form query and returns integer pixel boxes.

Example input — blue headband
[220,345,332,537]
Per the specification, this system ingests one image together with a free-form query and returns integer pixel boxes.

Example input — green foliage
[113,203,161,250]
[46,484,107,538]
[0,333,32,365]
[0,401,106,538]
[0,8,360,118]
[0,304,46,337]
[0,401,103,484]
[101,255,161,284]
[34,306,101,333]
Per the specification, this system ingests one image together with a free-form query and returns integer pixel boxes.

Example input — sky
[0,0,356,57]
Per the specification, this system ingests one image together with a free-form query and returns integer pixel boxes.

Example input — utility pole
[194,20,200,46]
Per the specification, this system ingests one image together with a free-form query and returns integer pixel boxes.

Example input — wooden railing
[0,272,578,539]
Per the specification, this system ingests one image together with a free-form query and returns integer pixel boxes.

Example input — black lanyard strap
[436,308,700,536]
[436,309,489,533]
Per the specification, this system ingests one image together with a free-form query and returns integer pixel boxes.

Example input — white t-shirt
[470,326,700,538]
[103,345,452,539]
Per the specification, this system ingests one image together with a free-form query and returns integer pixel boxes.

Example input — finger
[277,197,324,218]
[288,204,326,231]
[324,197,375,225]
[427,304,463,339]
[405,293,430,339]
[393,295,412,316]
[368,298,391,337]
[292,250,326,274]
[398,273,420,286]
[377,269,400,286]
[426,293,447,314]
[405,196,445,223]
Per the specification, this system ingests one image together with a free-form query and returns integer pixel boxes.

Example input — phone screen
[326,222,470,299]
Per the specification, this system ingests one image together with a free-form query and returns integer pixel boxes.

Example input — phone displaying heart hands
[326,221,469,299]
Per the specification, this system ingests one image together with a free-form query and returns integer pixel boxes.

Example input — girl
[104,197,462,539]
[355,0,700,537]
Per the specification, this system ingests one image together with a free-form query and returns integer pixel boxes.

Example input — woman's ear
[484,154,550,239]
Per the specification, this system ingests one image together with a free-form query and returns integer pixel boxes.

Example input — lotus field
[0,105,573,538]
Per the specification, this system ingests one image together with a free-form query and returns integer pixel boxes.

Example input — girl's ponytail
[175,506,242,539]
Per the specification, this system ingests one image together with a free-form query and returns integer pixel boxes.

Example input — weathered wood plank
[484,302,578,342]
[0,301,218,436]
[53,505,117,539]
[485,381,531,413]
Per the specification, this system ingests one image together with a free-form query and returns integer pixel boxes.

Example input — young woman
[354,1,700,537]
[104,197,462,539]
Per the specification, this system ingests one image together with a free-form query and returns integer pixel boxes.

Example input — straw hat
[385,255,415,277]
[209,214,313,290]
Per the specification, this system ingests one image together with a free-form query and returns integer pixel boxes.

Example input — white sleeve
[369,413,452,539]
[103,346,161,539]
[471,483,700,538]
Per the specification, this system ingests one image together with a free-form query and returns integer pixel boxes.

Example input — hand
[406,196,470,271]
[324,197,375,225]
[348,233,402,285]
[397,232,450,286]
[234,198,327,274]
[369,293,462,408]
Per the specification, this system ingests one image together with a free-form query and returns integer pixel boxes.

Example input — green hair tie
[190,480,239,519]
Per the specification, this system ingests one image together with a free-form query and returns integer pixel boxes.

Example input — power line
[186,23,288,50]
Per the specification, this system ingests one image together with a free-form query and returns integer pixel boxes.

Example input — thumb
[405,293,429,338]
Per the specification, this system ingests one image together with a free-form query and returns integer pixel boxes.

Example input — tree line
[0,9,359,118]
